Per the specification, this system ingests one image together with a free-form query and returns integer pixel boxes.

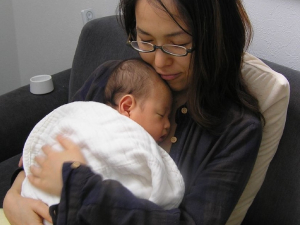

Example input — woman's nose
[153,50,172,68]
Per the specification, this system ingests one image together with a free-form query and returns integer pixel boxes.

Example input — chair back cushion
[69,15,139,101]
[226,53,290,225]
[241,58,300,225]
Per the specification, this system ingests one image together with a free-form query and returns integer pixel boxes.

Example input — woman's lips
[160,73,179,81]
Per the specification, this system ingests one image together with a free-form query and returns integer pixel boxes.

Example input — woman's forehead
[135,0,177,21]
[135,0,189,36]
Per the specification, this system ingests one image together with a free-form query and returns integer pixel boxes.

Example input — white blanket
[21,101,185,211]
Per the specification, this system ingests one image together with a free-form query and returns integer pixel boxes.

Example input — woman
[3,0,263,224]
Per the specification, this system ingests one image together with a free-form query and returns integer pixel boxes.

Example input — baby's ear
[118,94,135,117]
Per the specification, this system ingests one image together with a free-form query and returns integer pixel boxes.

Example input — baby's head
[104,58,172,143]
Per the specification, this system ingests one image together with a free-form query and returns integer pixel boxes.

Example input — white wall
[0,0,20,95]
[244,0,300,71]
[0,0,119,95]
[0,0,299,95]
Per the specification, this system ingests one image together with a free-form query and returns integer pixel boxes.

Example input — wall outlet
[81,8,95,25]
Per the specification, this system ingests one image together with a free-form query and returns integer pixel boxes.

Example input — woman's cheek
[139,53,154,68]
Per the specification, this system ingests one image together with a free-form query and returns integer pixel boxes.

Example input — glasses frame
[127,40,195,57]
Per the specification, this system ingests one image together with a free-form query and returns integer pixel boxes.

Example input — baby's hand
[28,135,87,196]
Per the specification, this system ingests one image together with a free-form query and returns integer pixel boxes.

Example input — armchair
[0,15,299,225]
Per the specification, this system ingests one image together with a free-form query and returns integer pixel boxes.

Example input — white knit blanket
[21,101,185,211]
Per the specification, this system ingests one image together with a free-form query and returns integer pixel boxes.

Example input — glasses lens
[131,41,154,52]
[162,45,187,56]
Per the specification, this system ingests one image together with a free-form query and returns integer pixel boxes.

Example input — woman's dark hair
[118,0,264,130]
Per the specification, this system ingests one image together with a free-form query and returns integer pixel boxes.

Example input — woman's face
[135,0,193,93]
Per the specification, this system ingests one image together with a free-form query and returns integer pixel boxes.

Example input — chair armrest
[0,69,71,162]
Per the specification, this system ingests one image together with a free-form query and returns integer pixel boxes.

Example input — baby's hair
[104,58,160,109]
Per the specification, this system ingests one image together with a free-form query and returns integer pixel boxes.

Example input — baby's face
[130,83,172,143]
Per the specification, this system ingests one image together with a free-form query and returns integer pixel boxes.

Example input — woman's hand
[28,135,87,196]
[3,171,52,225]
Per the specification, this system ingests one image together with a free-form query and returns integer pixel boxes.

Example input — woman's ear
[118,95,136,117]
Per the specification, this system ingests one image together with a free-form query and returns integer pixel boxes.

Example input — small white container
[30,75,54,95]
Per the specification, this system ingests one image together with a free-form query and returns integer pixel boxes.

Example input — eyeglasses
[127,40,194,57]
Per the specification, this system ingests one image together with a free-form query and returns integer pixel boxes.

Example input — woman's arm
[3,171,52,225]
[2,135,85,225]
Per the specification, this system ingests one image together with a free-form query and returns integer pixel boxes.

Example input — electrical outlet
[81,8,95,25]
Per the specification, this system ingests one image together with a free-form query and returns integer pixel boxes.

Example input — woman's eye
[171,42,184,46]
[172,42,191,47]
[140,40,152,43]
[169,39,192,46]
[137,36,152,43]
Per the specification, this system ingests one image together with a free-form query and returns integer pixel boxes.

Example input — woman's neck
[172,90,187,109]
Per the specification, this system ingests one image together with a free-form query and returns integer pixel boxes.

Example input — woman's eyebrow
[136,27,187,37]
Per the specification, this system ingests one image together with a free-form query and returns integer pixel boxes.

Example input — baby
[21,59,185,225]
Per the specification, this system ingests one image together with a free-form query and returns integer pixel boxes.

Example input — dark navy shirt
[50,62,262,225]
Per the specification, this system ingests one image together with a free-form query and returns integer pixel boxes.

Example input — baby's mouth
[158,134,167,143]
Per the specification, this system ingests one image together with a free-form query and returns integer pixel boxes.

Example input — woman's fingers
[28,166,46,191]
[41,144,53,155]
[34,155,46,167]
[28,169,62,196]
[27,174,41,189]
[29,165,42,177]
[18,155,23,167]
[31,199,53,223]
[56,135,79,152]
[3,171,51,225]
[56,135,87,164]
[29,135,86,196]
